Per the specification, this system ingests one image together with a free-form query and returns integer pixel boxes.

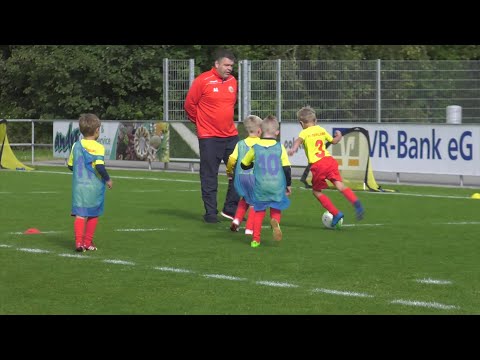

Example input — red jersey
[184,67,238,139]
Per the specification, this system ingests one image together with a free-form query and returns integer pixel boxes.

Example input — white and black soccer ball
[322,211,343,229]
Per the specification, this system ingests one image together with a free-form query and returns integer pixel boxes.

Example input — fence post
[277,59,282,122]
[241,60,250,121]
[163,58,169,121]
[189,59,195,86]
[238,60,242,122]
[376,59,381,123]
[31,120,35,165]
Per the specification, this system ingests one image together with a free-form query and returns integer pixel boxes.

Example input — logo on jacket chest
[211,86,235,93]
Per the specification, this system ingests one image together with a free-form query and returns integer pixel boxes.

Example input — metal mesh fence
[380,60,480,123]
[167,59,480,124]
[163,59,193,121]
[240,60,379,122]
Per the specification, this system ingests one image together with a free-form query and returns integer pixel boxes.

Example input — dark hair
[214,48,235,63]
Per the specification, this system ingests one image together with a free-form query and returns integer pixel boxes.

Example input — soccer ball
[322,211,343,229]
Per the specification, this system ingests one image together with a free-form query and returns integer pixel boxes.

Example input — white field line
[27,170,480,201]
[154,266,195,274]
[312,288,374,298]
[115,228,167,232]
[15,222,466,235]
[256,281,299,288]
[7,229,167,234]
[8,231,63,235]
[391,299,458,310]
[367,191,471,200]
[30,171,71,176]
[113,175,200,184]
[341,224,384,227]
[203,274,246,281]
[227,225,270,230]
[0,243,463,311]
[32,170,202,184]
[30,191,59,194]
[131,189,199,192]
[102,259,136,266]
[435,221,480,225]
[58,253,90,258]
[5,224,383,235]
[17,247,50,253]
[1,190,60,195]
[416,278,452,285]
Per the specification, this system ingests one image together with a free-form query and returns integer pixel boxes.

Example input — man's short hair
[214,48,236,63]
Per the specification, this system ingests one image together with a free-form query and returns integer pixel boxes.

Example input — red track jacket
[184,67,238,139]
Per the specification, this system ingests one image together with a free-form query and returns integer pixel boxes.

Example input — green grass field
[1,166,480,314]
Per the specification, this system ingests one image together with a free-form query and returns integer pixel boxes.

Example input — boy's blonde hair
[79,113,101,137]
[261,115,279,137]
[296,106,317,124]
[243,115,263,135]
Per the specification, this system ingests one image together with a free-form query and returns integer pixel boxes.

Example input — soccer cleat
[85,245,97,251]
[331,211,344,228]
[270,218,282,241]
[250,240,260,248]
[204,215,220,223]
[245,229,253,235]
[220,211,235,221]
[354,201,364,221]
[230,219,240,232]
[300,178,312,189]
[75,246,86,252]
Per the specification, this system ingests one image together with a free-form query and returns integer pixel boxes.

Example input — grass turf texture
[1,166,479,314]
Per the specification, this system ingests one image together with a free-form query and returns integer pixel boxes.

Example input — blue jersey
[251,142,290,211]
[234,140,255,204]
[71,141,106,217]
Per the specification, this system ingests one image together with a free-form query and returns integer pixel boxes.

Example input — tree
[0,45,167,119]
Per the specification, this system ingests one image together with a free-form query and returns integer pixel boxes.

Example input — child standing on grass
[287,106,364,227]
[240,115,291,248]
[68,114,113,252]
[226,115,263,235]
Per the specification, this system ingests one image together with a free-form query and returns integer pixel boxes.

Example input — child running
[226,115,263,235]
[287,106,364,227]
[240,115,292,248]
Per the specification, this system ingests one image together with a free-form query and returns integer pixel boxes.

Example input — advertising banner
[53,121,170,162]
[281,123,479,176]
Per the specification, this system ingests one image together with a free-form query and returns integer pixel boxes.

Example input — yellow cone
[471,193,480,199]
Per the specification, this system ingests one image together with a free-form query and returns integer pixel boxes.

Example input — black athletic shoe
[204,215,220,223]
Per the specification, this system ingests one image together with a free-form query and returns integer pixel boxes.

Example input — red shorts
[310,156,342,190]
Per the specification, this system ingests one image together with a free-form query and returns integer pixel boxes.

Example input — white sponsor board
[53,121,118,159]
[281,123,479,176]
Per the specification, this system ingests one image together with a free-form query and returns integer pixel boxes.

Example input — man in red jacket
[184,49,240,223]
